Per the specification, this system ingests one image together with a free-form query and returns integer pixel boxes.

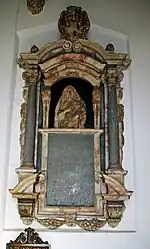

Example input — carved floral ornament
[9,6,133,231]
[58,6,90,40]
[27,0,46,15]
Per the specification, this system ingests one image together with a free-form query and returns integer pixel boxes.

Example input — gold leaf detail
[27,0,45,15]
[58,6,90,41]
[55,85,86,129]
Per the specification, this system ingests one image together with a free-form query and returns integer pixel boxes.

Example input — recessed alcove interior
[48,77,94,129]
[4,19,135,231]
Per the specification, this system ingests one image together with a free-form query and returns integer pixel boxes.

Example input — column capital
[22,69,41,85]
[105,69,124,86]
[17,51,40,85]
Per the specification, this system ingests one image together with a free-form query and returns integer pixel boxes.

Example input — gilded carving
[116,72,125,165]
[42,88,51,128]
[37,218,106,231]
[107,203,126,228]
[58,6,90,40]
[106,71,118,86]
[117,104,124,122]
[76,219,106,231]
[92,86,100,129]
[37,218,66,230]
[27,0,45,15]
[63,40,73,52]
[22,70,40,85]
[18,203,34,217]
[72,41,82,53]
[18,202,34,225]
[63,40,82,53]
[20,88,28,164]
[92,86,100,103]
[54,85,86,129]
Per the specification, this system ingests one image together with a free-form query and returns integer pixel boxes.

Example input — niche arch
[10,6,133,231]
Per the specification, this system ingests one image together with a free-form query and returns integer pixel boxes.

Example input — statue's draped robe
[54,85,86,129]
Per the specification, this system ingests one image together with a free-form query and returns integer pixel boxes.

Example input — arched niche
[49,77,94,129]
[10,6,133,231]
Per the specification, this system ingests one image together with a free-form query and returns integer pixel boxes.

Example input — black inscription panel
[46,133,95,206]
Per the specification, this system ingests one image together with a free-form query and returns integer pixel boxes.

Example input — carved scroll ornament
[6,227,50,249]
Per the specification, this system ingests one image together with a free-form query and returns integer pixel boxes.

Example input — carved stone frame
[36,129,102,216]
[9,6,133,231]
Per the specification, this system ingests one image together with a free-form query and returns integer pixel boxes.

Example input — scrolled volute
[9,227,49,244]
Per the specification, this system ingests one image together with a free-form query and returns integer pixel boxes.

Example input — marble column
[100,82,105,172]
[21,69,40,168]
[107,71,121,169]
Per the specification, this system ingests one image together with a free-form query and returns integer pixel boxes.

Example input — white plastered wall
[0,0,150,248]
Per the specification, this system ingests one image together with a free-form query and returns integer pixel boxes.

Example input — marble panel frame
[9,6,133,231]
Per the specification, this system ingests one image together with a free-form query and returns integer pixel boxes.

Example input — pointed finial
[30,45,39,53]
[105,43,115,52]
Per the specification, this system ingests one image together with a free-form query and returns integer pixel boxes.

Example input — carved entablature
[9,6,133,231]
